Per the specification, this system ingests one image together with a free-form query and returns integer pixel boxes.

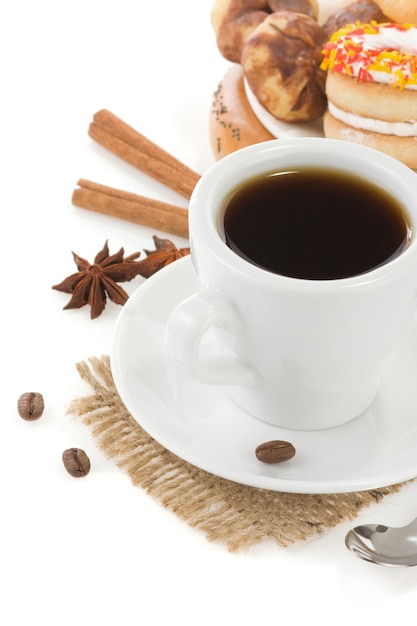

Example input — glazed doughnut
[321,22,417,169]
[322,1,389,40]
[373,1,417,24]
[210,64,274,159]
[211,0,319,63]
[241,11,327,122]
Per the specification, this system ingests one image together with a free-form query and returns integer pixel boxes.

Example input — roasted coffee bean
[255,440,296,464]
[17,392,44,421]
[62,448,91,478]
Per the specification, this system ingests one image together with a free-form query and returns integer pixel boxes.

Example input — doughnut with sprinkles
[321,22,417,169]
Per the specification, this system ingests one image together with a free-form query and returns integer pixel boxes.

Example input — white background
[3,1,417,624]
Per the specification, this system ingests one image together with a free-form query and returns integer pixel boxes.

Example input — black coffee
[220,168,412,280]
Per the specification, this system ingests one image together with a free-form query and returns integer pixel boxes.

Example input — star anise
[135,235,190,278]
[52,240,145,319]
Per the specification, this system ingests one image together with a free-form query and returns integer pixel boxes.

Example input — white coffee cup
[165,138,417,430]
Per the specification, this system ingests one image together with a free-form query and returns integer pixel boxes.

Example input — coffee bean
[62,448,91,478]
[17,392,44,421]
[255,440,296,464]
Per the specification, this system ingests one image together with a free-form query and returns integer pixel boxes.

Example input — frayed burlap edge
[67,355,406,552]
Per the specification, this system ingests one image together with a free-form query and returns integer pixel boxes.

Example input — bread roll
[211,0,319,63]
[373,0,417,24]
[241,11,327,122]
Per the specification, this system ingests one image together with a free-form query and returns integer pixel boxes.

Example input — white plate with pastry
[209,0,417,168]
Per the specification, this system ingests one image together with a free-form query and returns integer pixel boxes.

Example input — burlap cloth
[68,355,406,552]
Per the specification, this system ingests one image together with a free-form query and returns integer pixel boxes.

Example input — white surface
[112,255,417,494]
[3,1,417,624]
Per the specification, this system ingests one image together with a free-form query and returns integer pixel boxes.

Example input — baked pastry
[321,22,417,169]
[210,64,274,159]
[373,0,417,24]
[241,10,327,122]
[211,0,319,63]
[322,0,389,39]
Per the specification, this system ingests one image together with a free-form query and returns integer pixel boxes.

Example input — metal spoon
[345,517,417,567]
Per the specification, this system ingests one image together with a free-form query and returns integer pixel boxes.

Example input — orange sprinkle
[321,22,417,89]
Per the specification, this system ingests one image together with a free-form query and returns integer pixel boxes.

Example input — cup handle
[165,287,258,386]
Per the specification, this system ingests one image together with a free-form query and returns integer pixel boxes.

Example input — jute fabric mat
[68,355,406,552]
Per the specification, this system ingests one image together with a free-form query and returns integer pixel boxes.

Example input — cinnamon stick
[72,179,189,239]
[88,110,201,199]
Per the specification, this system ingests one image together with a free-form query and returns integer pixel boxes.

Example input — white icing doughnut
[321,22,417,168]
[321,22,417,88]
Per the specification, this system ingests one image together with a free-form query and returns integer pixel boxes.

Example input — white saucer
[111,256,417,494]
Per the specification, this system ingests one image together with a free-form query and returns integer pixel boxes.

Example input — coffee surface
[221,168,411,280]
